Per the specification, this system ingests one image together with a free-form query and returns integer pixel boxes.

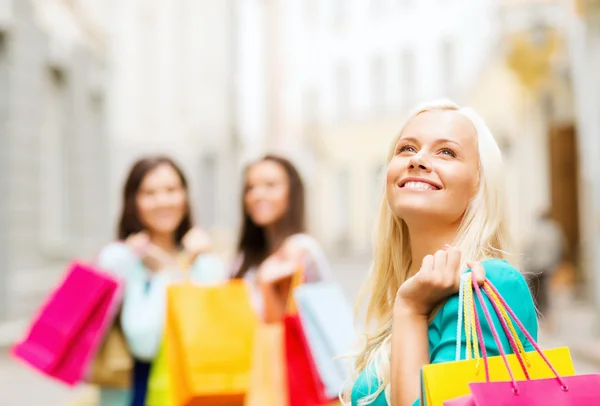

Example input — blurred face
[386,110,479,226]
[136,164,187,236]
[244,160,290,227]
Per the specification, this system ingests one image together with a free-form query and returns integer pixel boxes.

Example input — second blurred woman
[232,154,331,322]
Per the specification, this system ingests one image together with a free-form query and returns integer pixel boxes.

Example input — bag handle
[285,267,305,315]
[471,277,569,393]
[457,272,529,366]
[483,281,564,382]
[485,282,531,367]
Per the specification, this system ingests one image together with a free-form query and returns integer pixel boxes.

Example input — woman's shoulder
[190,253,228,283]
[436,258,535,325]
[283,233,332,282]
[285,233,322,251]
[481,258,529,295]
[96,242,136,266]
[95,242,141,279]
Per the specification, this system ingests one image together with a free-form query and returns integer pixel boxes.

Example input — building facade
[0,0,109,334]
[237,0,499,254]
[105,0,240,256]
[567,0,600,312]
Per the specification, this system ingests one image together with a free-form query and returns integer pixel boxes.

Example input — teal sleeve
[430,259,538,366]
[96,242,168,361]
[120,270,173,362]
[96,242,139,280]
[189,253,228,284]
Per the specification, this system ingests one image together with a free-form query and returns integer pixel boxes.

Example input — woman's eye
[440,148,456,157]
[398,145,416,154]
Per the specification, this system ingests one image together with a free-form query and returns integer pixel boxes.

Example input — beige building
[0,0,109,338]
[237,1,498,255]
[567,1,600,310]
[104,0,240,255]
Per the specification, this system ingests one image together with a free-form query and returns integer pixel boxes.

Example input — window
[336,64,351,119]
[302,89,319,136]
[40,67,70,251]
[371,56,386,112]
[140,4,158,123]
[371,164,385,219]
[371,0,386,14]
[175,0,191,116]
[199,154,218,228]
[440,39,455,97]
[0,32,9,211]
[0,31,7,320]
[0,32,7,121]
[335,169,351,247]
[400,49,416,108]
[333,0,346,26]
[304,0,317,23]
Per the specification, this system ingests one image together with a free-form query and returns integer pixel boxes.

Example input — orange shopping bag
[165,280,258,405]
[244,323,289,406]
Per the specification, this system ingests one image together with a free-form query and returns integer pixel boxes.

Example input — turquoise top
[95,242,227,406]
[350,259,538,406]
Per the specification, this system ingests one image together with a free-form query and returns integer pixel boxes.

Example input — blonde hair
[341,100,511,405]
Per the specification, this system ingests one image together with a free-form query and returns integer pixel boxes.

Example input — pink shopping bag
[445,278,600,405]
[12,262,123,386]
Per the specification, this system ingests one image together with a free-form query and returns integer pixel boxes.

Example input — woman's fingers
[467,260,486,285]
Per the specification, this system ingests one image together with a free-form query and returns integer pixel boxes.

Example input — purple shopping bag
[12,262,122,386]
[445,278,600,405]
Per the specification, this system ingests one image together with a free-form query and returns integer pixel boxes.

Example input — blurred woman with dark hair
[232,154,332,322]
[95,155,226,406]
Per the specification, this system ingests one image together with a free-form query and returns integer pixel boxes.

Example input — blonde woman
[346,100,538,406]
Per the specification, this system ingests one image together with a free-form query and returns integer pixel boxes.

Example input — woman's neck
[265,222,289,255]
[149,232,178,254]
[408,225,458,275]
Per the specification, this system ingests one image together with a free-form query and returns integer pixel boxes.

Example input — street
[0,255,598,405]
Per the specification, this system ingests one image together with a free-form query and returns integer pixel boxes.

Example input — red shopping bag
[12,262,122,385]
[445,278,600,405]
[284,312,334,406]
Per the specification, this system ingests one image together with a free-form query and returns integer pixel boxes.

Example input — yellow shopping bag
[421,347,575,406]
[165,280,258,406]
[421,274,576,406]
[146,342,171,406]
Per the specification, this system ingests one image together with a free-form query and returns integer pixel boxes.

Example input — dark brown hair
[234,155,306,278]
[118,155,193,244]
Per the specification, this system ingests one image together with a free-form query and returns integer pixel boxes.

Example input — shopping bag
[285,313,335,406]
[444,279,600,405]
[294,282,355,399]
[421,274,575,406]
[86,321,133,389]
[165,279,258,405]
[146,341,171,406]
[12,262,122,385]
[244,323,289,406]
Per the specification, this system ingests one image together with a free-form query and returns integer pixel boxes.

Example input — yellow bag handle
[285,267,305,315]
[484,281,530,366]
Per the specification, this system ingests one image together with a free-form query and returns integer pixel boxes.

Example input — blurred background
[2,0,600,404]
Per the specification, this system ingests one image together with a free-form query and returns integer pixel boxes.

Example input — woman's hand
[125,232,151,256]
[125,232,175,272]
[395,248,486,316]
[182,228,212,263]
[257,254,297,285]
